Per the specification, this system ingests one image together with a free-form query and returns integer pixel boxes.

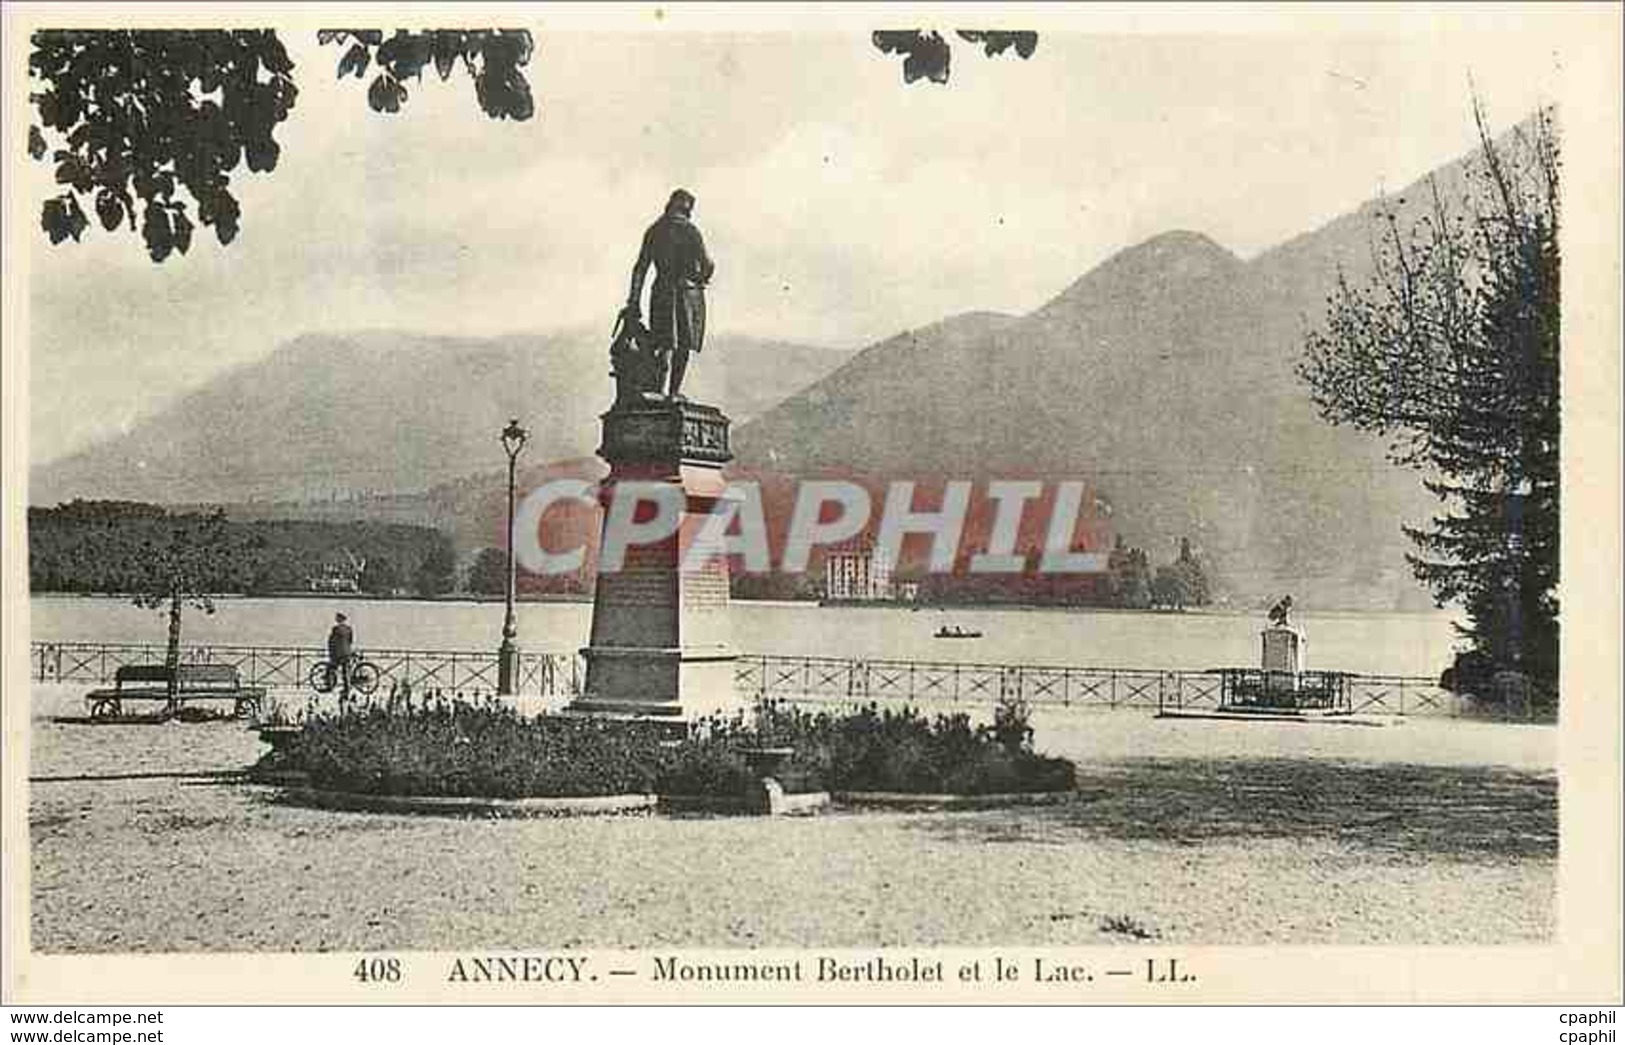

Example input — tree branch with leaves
[28,30,297,258]
[317,29,534,119]
[871,30,1037,84]
[29,27,1035,259]
[26,27,534,261]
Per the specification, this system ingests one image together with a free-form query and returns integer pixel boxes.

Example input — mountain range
[731,124,1543,606]
[732,229,1426,605]
[31,122,1539,607]
[30,331,854,505]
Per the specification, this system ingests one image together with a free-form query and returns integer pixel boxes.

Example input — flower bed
[251,690,1076,801]
[753,699,1077,796]
[253,697,665,799]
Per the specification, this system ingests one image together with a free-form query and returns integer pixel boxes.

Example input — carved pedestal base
[567,399,742,721]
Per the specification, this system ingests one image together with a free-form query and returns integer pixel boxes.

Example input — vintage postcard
[3,2,1620,1007]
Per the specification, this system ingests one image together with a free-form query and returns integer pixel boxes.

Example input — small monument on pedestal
[566,189,741,721]
[1260,594,1307,701]
[1204,596,1352,716]
[1261,595,1306,672]
[1254,598,1306,702]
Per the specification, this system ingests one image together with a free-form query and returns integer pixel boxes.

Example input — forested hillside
[28,501,457,597]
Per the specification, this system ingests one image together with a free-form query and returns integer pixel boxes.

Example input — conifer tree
[1300,103,1559,692]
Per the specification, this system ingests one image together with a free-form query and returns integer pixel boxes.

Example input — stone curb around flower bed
[262,784,1075,817]
[658,791,832,816]
[831,790,1082,811]
[1154,709,1399,727]
[279,786,659,819]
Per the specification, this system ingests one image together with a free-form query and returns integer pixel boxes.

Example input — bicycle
[308,651,381,696]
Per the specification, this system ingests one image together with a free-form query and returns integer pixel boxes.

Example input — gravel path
[27,685,1555,952]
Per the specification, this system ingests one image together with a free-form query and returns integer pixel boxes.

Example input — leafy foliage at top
[28,29,298,260]
[26,26,1029,261]
[871,30,1037,84]
[318,29,534,120]
[26,28,534,261]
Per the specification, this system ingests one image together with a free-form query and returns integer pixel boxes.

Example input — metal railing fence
[33,642,1537,719]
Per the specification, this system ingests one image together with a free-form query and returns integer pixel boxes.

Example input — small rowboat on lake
[934,624,983,639]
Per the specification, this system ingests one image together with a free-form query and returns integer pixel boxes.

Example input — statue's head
[666,188,696,217]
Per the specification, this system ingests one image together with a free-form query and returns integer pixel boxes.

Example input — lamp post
[497,418,528,695]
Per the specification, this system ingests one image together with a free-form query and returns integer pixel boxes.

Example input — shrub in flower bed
[654,713,825,797]
[255,695,668,799]
[754,697,1076,795]
[251,689,1075,800]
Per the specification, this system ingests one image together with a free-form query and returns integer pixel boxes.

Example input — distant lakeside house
[302,552,362,591]
[822,538,896,603]
[307,550,364,594]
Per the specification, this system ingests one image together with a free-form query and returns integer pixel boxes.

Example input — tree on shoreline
[357,555,402,596]
[1299,103,1559,693]
[1107,535,1152,609]
[413,534,459,597]
[1147,538,1211,611]
[129,509,247,715]
[466,547,508,596]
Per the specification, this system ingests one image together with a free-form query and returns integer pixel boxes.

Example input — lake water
[29,596,1459,678]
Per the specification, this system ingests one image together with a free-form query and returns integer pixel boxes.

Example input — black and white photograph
[3,3,1619,1008]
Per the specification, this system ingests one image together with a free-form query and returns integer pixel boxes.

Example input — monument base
[569,645,741,720]
[565,397,746,723]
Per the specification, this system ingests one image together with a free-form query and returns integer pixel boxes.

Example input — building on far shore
[308,549,364,594]
[823,537,895,603]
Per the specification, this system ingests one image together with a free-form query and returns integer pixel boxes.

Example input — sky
[17,13,1580,466]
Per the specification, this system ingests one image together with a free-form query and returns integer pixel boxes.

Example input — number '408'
[355,957,402,983]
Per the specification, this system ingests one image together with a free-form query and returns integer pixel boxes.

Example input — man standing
[326,612,354,696]
[625,188,715,399]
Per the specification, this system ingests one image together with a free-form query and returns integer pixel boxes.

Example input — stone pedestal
[567,398,741,721]
[1261,625,1306,674]
[1260,624,1306,698]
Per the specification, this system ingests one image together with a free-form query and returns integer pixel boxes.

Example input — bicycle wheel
[308,661,334,694]
[350,660,381,695]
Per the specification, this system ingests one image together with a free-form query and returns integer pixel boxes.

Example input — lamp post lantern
[497,418,528,696]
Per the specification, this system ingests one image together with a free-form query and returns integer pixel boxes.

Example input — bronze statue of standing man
[625,189,715,400]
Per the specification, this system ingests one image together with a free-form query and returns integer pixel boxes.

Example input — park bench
[84,663,264,720]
